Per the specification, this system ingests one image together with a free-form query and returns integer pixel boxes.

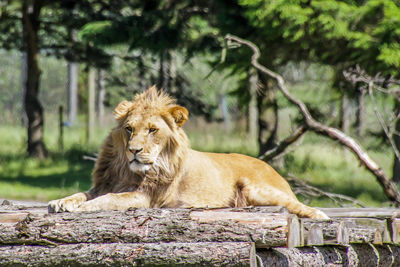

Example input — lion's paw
[48,193,87,213]
[311,209,330,220]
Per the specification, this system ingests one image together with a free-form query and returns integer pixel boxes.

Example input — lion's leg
[48,192,88,213]
[244,184,329,219]
[73,192,150,212]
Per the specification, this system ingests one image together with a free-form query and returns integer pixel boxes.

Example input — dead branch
[259,124,308,161]
[286,175,366,208]
[83,153,98,162]
[225,34,400,205]
[343,66,400,161]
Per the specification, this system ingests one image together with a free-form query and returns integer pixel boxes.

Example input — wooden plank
[320,207,400,218]
[190,210,288,225]
[0,242,256,266]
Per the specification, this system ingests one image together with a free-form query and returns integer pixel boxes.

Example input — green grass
[281,133,394,207]
[0,123,396,207]
[0,124,107,201]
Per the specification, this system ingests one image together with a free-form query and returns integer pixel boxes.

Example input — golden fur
[49,86,328,219]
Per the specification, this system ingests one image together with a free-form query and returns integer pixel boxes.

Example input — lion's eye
[149,128,157,134]
[126,126,133,133]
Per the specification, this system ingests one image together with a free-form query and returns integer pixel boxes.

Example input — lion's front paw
[48,193,87,213]
[48,198,78,213]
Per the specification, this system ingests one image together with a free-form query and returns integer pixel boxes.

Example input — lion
[49,86,329,219]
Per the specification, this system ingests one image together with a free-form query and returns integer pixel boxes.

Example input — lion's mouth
[130,158,152,165]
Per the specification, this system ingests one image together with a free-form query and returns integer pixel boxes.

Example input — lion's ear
[169,105,189,127]
[114,100,133,120]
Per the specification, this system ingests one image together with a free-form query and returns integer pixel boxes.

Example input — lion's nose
[129,147,143,155]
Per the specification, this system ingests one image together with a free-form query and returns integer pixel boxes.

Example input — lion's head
[112,86,189,175]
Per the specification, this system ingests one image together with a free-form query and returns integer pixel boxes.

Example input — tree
[0,0,112,157]
[21,0,47,158]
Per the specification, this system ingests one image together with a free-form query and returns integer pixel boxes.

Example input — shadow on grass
[0,147,94,192]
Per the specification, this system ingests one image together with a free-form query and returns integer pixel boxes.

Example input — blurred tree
[0,0,112,158]
[79,1,215,118]
[394,100,400,183]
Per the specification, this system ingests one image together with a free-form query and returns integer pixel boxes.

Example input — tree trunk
[20,52,28,126]
[340,93,352,134]
[96,68,106,126]
[355,87,366,137]
[137,54,148,91]
[158,50,171,91]
[248,67,259,140]
[87,68,96,144]
[67,61,78,125]
[22,0,47,159]
[393,100,400,184]
[257,74,278,156]
[218,94,232,132]
[169,51,177,93]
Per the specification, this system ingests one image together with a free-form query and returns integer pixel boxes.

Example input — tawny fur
[48,86,329,219]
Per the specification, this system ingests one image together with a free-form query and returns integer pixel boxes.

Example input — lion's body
[49,87,328,219]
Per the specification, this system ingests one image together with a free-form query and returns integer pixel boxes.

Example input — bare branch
[225,34,400,205]
[287,175,366,207]
[259,124,308,161]
[83,153,98,162]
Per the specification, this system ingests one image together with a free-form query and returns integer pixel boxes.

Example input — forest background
[0,0,400,207]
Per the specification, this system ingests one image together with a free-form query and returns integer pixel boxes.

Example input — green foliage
[78,2,211,53]
[239,0,400,75]
[79,21,116,46]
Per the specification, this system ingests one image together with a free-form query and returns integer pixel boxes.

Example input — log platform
[0,199,399,266]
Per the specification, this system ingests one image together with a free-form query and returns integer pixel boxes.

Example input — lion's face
[122,114,172,173]
[113,87,189,174]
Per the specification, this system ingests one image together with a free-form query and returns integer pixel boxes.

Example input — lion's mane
[89,87,189,205]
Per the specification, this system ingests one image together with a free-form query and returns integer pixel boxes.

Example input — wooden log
[257,244,400,266]
[0,242,256,266]
[300,217,392,246]
[0,208,295,248]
